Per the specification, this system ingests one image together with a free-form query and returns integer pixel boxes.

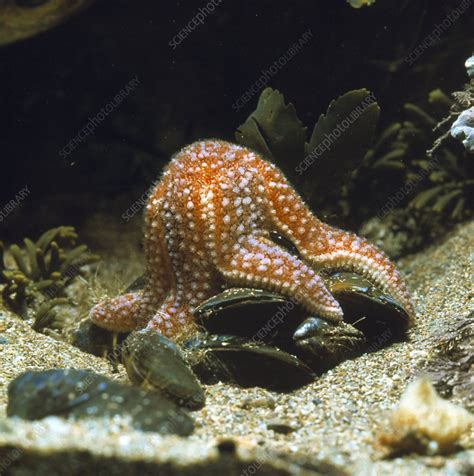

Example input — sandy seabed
[0,220,473,475]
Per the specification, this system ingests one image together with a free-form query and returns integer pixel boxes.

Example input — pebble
[240,397,276,409]
[266,418,298,434]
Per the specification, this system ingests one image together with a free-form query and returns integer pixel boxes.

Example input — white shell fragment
[377,377,474,456]
[451,107,474,153]
[465,55,474,79]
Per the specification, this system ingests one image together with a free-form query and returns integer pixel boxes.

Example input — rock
[7,369,194,436]
[266,418,298,434]
[424,314,474,411]
[376,377,474,457]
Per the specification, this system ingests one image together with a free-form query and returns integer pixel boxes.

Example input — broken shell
[377,376,474,457]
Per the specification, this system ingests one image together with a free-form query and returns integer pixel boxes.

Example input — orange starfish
[90,140,414,337]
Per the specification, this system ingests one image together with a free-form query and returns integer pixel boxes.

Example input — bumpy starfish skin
[90,140,414,337]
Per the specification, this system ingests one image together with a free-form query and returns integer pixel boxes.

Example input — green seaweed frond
[0,226,100,332]
[360,87,472,222]
[235,87,380,218]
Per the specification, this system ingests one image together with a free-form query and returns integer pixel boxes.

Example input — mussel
[192,271,412,380]
[77,268,412,393]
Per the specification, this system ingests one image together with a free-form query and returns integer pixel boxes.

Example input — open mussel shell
[184,335,315,391]
[325,272,411,340]
[292,317,366,373]
[122,329,206,410]
[194,287,301,343]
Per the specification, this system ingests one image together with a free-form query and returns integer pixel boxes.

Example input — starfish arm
[216,234,343,321]
[259,162,415,319]
[302,223,415,320]
[146,295,196,338]
[89,291,150,333]
[143,190,173,303]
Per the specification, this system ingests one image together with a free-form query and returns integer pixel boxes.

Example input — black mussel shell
[7,369,194,435]
[71,319,129,361]
[184,334,315,391]
[292,317,366,373]
[124,274,147,293]
[326,272,411,340]
[194,287,301,343]
[269,230,300,257]
[122,329,205,410]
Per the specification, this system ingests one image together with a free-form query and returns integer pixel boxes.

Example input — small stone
[266,418,298,434]
[7,369,195,436]
[216,438,237,454]
[241,397,276,409]
[424,456,446,468]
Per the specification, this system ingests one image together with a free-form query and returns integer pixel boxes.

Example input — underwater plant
[360,91,472,220]
[236,83,473,257]
[235,87,380,224]
[451,54,474,153]
[0,226,99,331]
[367,90,473,228]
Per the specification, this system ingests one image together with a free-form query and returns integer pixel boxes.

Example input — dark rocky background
[0,0,472,240]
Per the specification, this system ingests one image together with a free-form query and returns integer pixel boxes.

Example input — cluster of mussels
[18,265,406,436]
[72,261,412,403]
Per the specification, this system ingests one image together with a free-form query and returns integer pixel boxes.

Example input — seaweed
[356,78,473,257]
[235,82,472,258]
[0,226,100,331]
[362,88,473,222]
[236,87,380,221]
[236,88,307,168]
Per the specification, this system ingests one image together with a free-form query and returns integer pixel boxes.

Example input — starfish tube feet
[89,291,148,333]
